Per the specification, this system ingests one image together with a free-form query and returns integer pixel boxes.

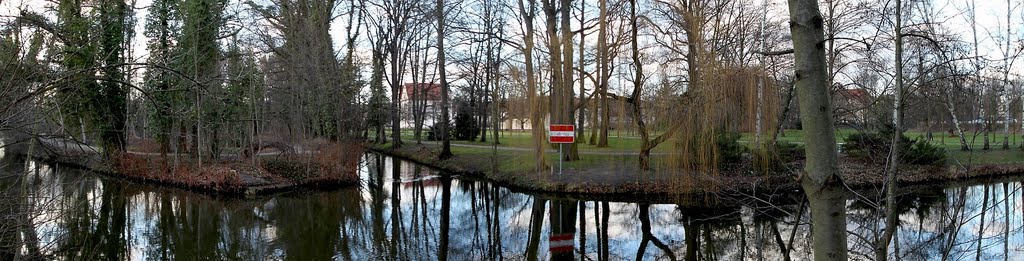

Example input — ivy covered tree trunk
[143,0,179,156]
[57,0,97,144]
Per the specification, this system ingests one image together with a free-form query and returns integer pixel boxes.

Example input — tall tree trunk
[560,0,579,161]
[518,0,547,172]
[390,40,403,149]
[877,1,904,259]
[577,0,587,146]
[597,0,610,147]
[1002,0,1012,150]
[628,0,651,170]
[945,89,971,151]
[970,0,989,150]
[755,0,768,148]
[492,22,504,146]
[786,0,849,259]
[437,0,453,159]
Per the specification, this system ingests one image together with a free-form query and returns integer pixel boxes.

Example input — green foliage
[366,51,390,137]
[905,138,946,165]
[842,131,946,165]
[427,121,452,141]
[142,0,180,151]
[777,141,805,161]
[50,0,133,151]
[752,141,804,173]
[56,0,97,139]
[95,0,133,151]
[716,131,746,164]
[454,103,479,141]
[842,132,898,161]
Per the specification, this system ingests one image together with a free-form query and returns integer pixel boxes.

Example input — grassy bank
[391,128,1024,164]
[368,137,1024,197]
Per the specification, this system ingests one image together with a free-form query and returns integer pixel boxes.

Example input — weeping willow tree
[667,64,780,176]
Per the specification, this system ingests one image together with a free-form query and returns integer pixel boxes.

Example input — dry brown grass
[111,141,365,193]
[112,152,247,192]
[263,142,364,185]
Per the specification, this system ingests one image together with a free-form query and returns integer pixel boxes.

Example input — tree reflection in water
[1,153,1023,260]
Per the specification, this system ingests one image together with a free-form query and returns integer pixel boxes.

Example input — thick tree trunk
[786,0,849,259]
[560,0,579,161]
[518,0,547,172]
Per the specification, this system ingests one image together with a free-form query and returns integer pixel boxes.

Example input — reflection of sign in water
[549,233,574,253]
[549,200,578,259]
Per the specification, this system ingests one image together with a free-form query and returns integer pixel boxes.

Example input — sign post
[548,125,575,175]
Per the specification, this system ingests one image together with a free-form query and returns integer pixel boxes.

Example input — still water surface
[1,152,1022,260]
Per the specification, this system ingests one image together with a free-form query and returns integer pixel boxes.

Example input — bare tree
[516,0,548,171]
[436,0,453,159]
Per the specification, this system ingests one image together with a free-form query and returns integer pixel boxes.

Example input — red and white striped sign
[549,233,574,253]
[548,125,575,143]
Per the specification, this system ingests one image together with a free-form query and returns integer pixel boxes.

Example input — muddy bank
[11,138,363,197]
[368,143,1024,200]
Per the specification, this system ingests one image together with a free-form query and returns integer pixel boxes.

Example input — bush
[905,139,946,165]
[454,108,479,141]
[427,121,452,141]
[261,143,362,183]
[261,158,310,181]
[842,131,945,165]
[716,131,746,164]
[774,141,805,160]
[752,141,804,173]
[842,132,895,161]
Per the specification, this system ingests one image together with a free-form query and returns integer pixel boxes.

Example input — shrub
[753,141,805,173]
[716,131,746,164]
[842,131,945,165]
[454,107,479,141]
[842,132,894,161]
[261,158,310,181]
[905,139,946,165]
[774,141,805,160]
[261,142,363,184]
[427,121,452,141]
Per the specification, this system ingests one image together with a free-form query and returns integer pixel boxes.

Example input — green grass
[373,127,1024,165]
[371,140,661,176]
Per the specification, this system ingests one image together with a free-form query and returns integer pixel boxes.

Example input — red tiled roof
[404,83,442,101]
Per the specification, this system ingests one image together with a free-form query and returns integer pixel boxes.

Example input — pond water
[1,152,1022,260]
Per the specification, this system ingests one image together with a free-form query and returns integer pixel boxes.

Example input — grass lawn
[376,127,1024,166]
[370,140,669,177]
